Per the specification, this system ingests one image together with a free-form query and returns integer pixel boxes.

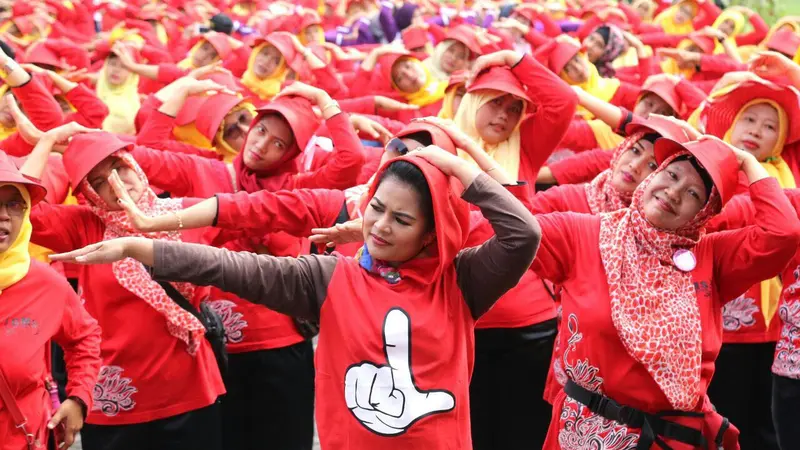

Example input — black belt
[564,380,707,450]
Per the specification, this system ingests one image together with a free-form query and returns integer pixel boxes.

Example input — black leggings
[470,319,557,450]
[221,340,315,450]
[772,374,800,450]
[707,342,778,450]
[82,400,223,450]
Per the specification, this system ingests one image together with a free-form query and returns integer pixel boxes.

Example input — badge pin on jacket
[344,308,456,436]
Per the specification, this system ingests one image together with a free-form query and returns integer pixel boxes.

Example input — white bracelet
[321,100,340,113]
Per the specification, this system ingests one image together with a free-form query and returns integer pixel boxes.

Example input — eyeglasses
[0,200,27,217]
[385,138,409,156]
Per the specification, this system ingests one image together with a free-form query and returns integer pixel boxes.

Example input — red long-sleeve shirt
[0,261,101,450]
[63,84,110,128]
[1,77,66,157]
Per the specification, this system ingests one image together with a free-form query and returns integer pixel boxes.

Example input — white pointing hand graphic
[344,308,456,436]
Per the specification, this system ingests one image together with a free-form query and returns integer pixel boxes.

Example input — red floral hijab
[76,150,206,355]
[585,131,646,214]
[598,150,723,410]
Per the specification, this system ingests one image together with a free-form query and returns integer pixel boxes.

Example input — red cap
[654,138,740,206]
[0,152,46,206]
[402,26,429,51]
[299,12,322,30]
[254,96,320,153]
[700,78,800,145]
[197,94,249,141]
[468,66,532,103]
[534,39,580,74]
[627,115,694,146]
[63,133,132,189]
[445,24,483,56]
[378,52,429,88]
[23,42,69,70]
[640,77,681,115]
[766,30,800,58]
[203,31,233,58]
[395,122,457,155]
[263,32,308,76]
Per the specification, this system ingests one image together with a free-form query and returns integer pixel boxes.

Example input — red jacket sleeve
[710,178,800,302]
[216,188,346,236]
[639,32,685,49]
[340,96,377,115]
[528,184,580,214]
[559,119,600,153]
[529,212,583,283]
[54,286,101,411]
[514,54,579,182]
[130,145,233,198]
[30,203,100,253]
[549,149,613,185]
[63,84,109,128]
[735,13,768,46]
[14,77,65,132]
[700,54,746,77]
[289,112,365,190]
[136,110,222,159]
[693,0,721,30]
[608,81,640,111]
[675,79,707,118]
[157,63,190,85]
[312,66,349,99]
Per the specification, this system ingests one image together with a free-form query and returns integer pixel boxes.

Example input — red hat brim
[639,79,682,115]
[63,133,133,189]
[395,122,457,155]
[654,138,739,206]
[0,153,47,206]
[468,66,531,104]
[627,115,694,145]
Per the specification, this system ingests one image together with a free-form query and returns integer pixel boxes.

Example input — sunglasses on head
[384,137,409,156]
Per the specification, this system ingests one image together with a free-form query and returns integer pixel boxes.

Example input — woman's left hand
[109,170,157,232]
[468,50,522,85]
[275,81,331,107]
[349,114,393,142]
[412,117,478,152]
[412,145,469,177]
[48,399,84,449]
[698,135,753,168]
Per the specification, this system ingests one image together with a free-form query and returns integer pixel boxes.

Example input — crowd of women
[2,0,800,449]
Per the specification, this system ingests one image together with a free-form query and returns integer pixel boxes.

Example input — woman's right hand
[109,170,159,232]
[50,237,144,265]
[41,122,102,151]
[309,218,364,247]
[468,50,522,85]
[750,51,800,82]
[412,117,478,153]
[275,81,332,106]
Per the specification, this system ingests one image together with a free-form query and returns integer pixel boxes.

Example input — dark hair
[642,133,660,143]
[401,131,433,147]
[210,13,234,35]
[377,160,434,231]
[0,40,15,61]
[673,154,713,201]
[595,26,611,46]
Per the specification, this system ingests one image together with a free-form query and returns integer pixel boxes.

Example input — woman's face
[635,1,654,18]
[363,176,433,263]
[0,93,14,128]
[242,114,295,171]
[610,139,658,194]
[475,94,524,145]
[392,58,426,93]
[718,18,736,36]
[253,46,282,78]
[451,85,466,116]
[303,25,324,44]
[105,55,132,86]
[583,32,606,63]
[192,40,219,67]
[221,108,254,152]
[634,93,676,118]
[673,3,694,25]
[0,185,26,253]
[440,41,470,74]
[730,103,780,161]
[641,159,708,230]
[563,54,590,84]
[56,96,72,114]
[86,156,145,211]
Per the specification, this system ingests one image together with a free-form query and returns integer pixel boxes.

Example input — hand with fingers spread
[375,96,420,113]
[187,61,228,80]
[493,18,530,36]
[649,114,702,140]
[345,308,455,435]
[42,122,102,149]
[309,218,364,248]
[656,48,700,69]
[749,51,800,87]
[349,115,393,143]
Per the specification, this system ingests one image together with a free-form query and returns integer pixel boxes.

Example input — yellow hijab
[632,0,657,23]
[215,102,258,163]
[711,10,746,54]
[723,99,792,325]
[97,60,141,135]
[560,57,621,119]
[395,60,449,107]
[241,43,288,101]
[654,0,697,35]
[438,84,463,119]
[453,90,524,178]
[0,183,33,292]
